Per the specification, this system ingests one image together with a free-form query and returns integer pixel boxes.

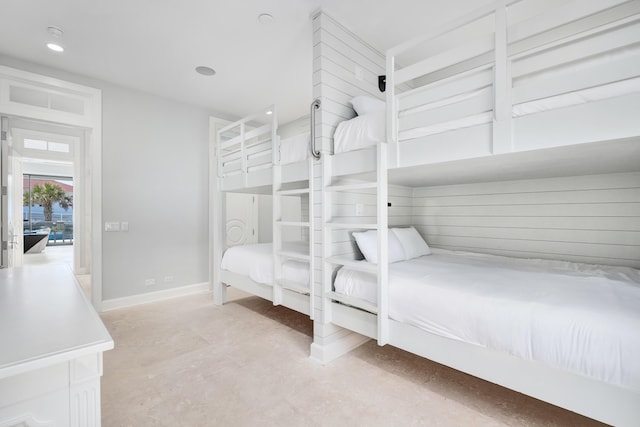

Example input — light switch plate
[104,222,120,232]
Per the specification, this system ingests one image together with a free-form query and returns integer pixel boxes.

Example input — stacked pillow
[350,95,385,116]
[352,226,431,264]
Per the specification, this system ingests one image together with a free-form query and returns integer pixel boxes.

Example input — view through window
[23,174,74,245]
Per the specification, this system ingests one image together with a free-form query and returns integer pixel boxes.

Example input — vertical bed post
[271,106,283,307]
[308,156,315,320]
[212,123,227,305]
[240,122,248,187]
[492,0,513,154]
[321,150,333,324]
[377,142,389,345]
[386,53,399,168]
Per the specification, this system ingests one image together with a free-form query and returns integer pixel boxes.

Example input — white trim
[0,65,102,312]
[101,282,209,312]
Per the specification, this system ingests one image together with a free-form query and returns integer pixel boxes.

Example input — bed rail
[386,0,640,166]
[216,105,277,184]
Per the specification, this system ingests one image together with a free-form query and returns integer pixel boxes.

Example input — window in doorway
[23,174,74,245]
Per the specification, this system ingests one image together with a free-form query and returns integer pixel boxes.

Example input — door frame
[0,65,103,311]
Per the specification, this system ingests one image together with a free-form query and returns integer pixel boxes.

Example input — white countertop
[0,265,114,379]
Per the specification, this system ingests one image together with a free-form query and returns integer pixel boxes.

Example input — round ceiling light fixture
[258,13,274,25]
[46,26,65,52]
[195,66,216,76]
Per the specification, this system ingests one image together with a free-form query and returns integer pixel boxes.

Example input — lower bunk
[220,242,312,317]
[326,242,640,426]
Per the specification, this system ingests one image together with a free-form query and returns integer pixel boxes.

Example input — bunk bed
[318,1,640,426]
[212,106,315,317]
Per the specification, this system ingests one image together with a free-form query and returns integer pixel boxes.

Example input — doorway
[0,65,102,310]
[6,120,90,296]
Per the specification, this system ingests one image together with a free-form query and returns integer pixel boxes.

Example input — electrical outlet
[163,276,174,283]
[355,203,364,216]
[144,278,155,286]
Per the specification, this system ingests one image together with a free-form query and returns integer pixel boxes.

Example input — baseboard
[101,282,210,312]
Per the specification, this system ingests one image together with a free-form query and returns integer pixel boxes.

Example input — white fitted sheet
[221,241,309,287]
[280,133,309,164]
[334,249,640,390]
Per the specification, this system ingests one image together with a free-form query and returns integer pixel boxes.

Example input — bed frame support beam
[492,0,513,155]
[377,143,389,345]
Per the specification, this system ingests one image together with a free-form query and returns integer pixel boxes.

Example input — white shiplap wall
[316,184,413,260]
[412,172,640,268]
[312,12,385,154]
[311,11,388,361]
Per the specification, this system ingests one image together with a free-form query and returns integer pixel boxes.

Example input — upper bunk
[216,105,312,193]
[329,0,640,182]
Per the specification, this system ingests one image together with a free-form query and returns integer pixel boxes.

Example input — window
[23,174,74,245]
[23,138,70,153]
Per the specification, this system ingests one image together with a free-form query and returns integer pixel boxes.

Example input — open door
[9,145,24,266]
[0,116,19,268]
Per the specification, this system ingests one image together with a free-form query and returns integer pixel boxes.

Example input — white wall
[412,172,640,268]
[101,85,210,299]
[0,54,212,301]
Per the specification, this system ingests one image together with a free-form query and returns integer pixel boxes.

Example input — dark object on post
[378,75,386,92]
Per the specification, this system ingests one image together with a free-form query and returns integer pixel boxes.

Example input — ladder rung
[325,222,378,230]
[278,251,310,261]
[326,291,378,314]
[325,182,377,192]
[325,257,376,272]
[275,221,310,227]
[276,188,310,195]
[276,279,310,294]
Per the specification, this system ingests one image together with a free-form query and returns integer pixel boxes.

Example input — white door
[0,116,18,268]
[9,152,23,266]
[225,193,258,246]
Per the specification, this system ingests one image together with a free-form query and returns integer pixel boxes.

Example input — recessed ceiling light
[46,42,64,52]
[266,110,273,115]
[46,26,65,53]
[258,13,274,24]
[195,66,216,76]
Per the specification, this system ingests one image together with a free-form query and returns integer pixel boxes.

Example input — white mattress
[334,249,640,390]
[221,241,309,287]
[280,133,309,164]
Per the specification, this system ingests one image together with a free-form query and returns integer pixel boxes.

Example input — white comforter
[334,249,640,390]
[221,242,309,286]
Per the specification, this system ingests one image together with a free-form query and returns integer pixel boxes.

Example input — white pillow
[352,229,405,264]
[350,96,385,116]
[391,226,431,259]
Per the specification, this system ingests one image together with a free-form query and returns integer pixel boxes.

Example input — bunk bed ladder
[273,145,315,319]
[322,143,389,345]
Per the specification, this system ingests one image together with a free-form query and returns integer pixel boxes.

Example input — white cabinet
[0,265,114,426]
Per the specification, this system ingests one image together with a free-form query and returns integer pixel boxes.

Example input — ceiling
[0,0,490,124]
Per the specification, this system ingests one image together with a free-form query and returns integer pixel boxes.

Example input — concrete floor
[99,291,605,427]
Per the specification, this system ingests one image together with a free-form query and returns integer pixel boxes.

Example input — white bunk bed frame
[213,106,315,318]
[319,1,640,425]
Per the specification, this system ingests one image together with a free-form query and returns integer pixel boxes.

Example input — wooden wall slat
[412,172,640,268]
